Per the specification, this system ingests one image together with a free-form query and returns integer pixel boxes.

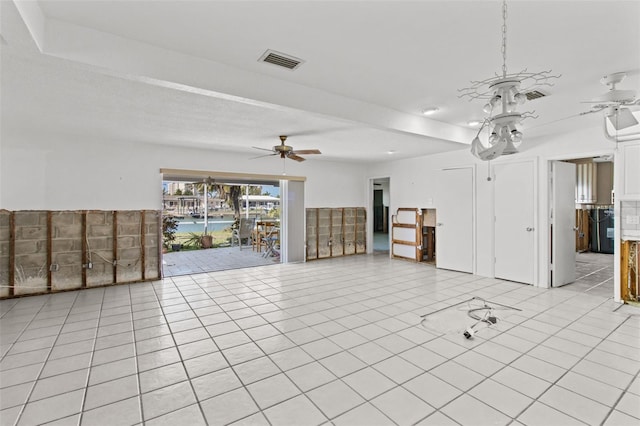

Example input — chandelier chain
[501,0,507,77]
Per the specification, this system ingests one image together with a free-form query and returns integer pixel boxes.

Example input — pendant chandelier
[459,1,560,161]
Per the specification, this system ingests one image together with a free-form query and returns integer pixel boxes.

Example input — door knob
[526,227,534,232]
[436,223,443,227]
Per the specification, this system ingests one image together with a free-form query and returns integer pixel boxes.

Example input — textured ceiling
[2,1,639,162]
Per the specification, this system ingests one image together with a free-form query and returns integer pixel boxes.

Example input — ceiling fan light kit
[582,72,640,142]
[459,0,560,161]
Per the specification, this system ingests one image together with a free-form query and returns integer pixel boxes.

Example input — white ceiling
[2,1,639,163]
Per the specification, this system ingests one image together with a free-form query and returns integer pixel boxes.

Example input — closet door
[436,167,474,273]
[494,160,535,284]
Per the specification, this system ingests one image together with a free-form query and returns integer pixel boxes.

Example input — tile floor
[567,252,614,298]
[1,255,639,426]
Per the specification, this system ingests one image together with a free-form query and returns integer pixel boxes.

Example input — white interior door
[552,161,577,287]
[436,167,473,273]
[494,161,535,284]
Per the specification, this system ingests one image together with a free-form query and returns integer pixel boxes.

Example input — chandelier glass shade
[460,1,560,161]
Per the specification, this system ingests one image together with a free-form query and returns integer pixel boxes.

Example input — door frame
[541,150,616,290]
[160,168,307,265]
[367,176,391,256]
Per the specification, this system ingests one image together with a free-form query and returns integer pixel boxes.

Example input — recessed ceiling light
[468,120,483,126]
[387,150,396,155]
[422,107,439,115]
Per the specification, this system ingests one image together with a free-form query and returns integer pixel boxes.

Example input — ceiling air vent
[258,49,305,70]
[524,90,547,101]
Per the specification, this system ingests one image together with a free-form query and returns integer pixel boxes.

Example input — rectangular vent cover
[259,49,304,70]
[525,90,546,101]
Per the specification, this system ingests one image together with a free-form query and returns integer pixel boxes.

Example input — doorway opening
[161,173,283,277]
[372,178,390,253]
[551,156,614,297]
[421,209,437,264]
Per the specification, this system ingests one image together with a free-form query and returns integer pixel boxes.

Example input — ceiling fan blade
[607,107,639,130]
[292,149,321,155]
[591,89,637,104]
[252,146,274,152]
[287,153,306,162]
[249,153,278,160]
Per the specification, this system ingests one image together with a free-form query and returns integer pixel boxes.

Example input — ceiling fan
[581,72,639,130]
[252,135,321,162]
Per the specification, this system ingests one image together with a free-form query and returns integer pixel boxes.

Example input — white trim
[541,149,617,296]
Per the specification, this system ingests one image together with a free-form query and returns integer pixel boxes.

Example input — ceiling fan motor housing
[274,144,293,153]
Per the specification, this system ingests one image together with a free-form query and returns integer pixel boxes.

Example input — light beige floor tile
[183,351,228,378]
[510,355,566,383]
[343,367,396,400]
[403,372,462,409]
[223,341,264,365]
[539,385,610,425]
[233,356,280,385]
[469,379,533,417]
[441,394,510,426]
[491,365,550,399]
[615,392,640,420]
[142,381,197,421]
[0,382,33,409]
[139,362,187,393]
[84,374,138,411]
[263,395,327,426]
[247,373,301,409]
[17,389,84,426]
[80,396,141,426]
[29,369,88,402]
[430,360,484,391]
[516,401,585,426]
[453,350,505,377]
[399,346,447,371]
[269,346,314,371]
[557,371,623,407]
[328,330,369,350]
[286,361,337,392]
[371,386,434,425]
[320,351,367,378]
[349,342,393,365]
[604,410,640,426]
[307,380,365,419]
[415,411,459,426]
[192,367,242,401]
[333,402,394,426]
[373,355,423,384]
[145,404,206,426]
[301,338,343,360]
[200,387,259,426]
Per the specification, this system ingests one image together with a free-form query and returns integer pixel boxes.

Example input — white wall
[367,124,621,288]
[0,130,367,210]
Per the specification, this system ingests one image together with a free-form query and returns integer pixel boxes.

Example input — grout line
[0,256,632,426]
[11,291,83,426]
[585,277,614,292]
